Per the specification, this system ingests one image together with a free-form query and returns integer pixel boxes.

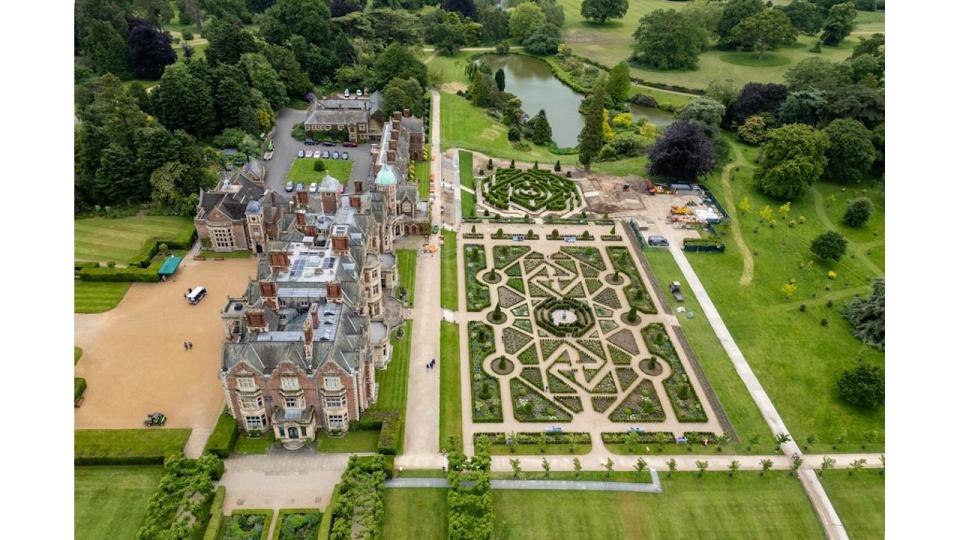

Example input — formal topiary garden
[469,321,503,422]
[483,168,582,214]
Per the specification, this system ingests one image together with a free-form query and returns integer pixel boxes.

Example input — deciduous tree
[754,123,828,199]
[632,9,708,70]
[823,118,876,183]
[838,363,884,408]
[580,0,628,24]
[647,121,716,182]
[820,1,857,46]
[810,230,848,261]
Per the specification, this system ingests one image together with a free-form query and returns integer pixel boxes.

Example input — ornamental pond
[480,54,675,148]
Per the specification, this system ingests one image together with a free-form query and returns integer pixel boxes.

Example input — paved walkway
[385,473,663,493]
[183,427,211,459]
[400,90,445,460]
[218,453,355,513]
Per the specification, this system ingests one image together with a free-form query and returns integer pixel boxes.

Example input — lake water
[480,54,674,148]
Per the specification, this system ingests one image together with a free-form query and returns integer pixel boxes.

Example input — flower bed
[506,277,525,294]
[593,287,622,309]
[219,510,272,540]
[469,321,503,422]
[616,367,639,389]
[606,246,657,314]
[328,456,385,540]
[497,286,524,308]
[560,246,606,270]
[609,345,633,365]
[519,367,545,390]
[504,262,522,276]
[511,303,530,317]
[585,278,603,294]
[590,372,618,394]
[575,339,606,360]
[510,378,573,422]
[275,509,322,540]
[136,454,224,540]
[464,244,491,312]
[547,371,577,393]
[503,326,533,355]
[513,319,533,333]
[591,396,617,413]
[493,245,530,269]
[641,323,708,422]
[608,328,640,355]
[556,396,583,413]
[609,380,666,422]
[517,344,540,365]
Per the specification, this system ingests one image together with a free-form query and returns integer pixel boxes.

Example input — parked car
[332,151,340,159]
[341,151,349,160]
[305,139,317,145]
[296,183,305,191]
[309,182,318,193]
[322,140,336,147]
[343,141,357,148]
[263,151,273,161]
[297,149,305,158]
[312,150,321,158]
[322,150,330,158]
[432,225,440,235]
[647,235,669,247]
[285,181,293,192]
[186,286,206,305]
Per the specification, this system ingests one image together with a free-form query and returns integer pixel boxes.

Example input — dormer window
[281,376,300,392]
[237,376,256,391]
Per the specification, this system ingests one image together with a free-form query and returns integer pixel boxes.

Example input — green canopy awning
[158,256,183,276]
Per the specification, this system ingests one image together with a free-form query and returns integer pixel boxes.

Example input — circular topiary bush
[491,356,514,375]
[638,357,663,376]
[483,269,501,284]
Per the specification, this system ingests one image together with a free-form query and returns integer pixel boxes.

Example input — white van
[186,286,207,305]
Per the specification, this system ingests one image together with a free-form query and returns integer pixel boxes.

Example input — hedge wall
[74,377,87,402]
[204,412,239,458]
[201,486,226,540]
[77,261,163,282]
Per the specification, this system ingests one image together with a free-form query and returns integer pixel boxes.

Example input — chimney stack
[295,209,307,227]
[349,194,361,209]
[303,318,314,358]
[326,282,341,301]
[309,303,320,329]
[245,309,268,332]
[296,190,309,207]
[268,251,290,271]
[403,108,410,118]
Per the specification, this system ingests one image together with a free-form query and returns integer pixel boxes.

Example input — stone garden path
[385,474,663,493]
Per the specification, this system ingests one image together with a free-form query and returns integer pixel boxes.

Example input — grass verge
[75,281,132,313]
[439,321,462,452]
[396,249,417,308]
[286,158,353,186]
[371,320,413,412]
[382,488,448,540]
[75,466,163,540]
[819,470,885,540]
[316,430,380,453]
[440,230,459,310]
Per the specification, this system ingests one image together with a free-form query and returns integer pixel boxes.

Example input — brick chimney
[402,108,410,118]
[259,281,278,309]
[296,190,309,207]
[349,194,361,209]
[245,309,268,332]
[309,303,320,329]
[305,225,317,237]
[295,209,307,227]
[326,282,341,301]
[302,318,314,359]
[268,251,290,271]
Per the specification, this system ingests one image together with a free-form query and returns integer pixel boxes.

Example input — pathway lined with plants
[385,475,663,493]
[718,144,755,286]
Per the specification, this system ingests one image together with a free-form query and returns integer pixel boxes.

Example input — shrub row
[137,454,224,540]
[367,409,404,455]
[328,456,386,540]
[74,377,87,402]
[127,227,197,268]
[317,484,340,540]
[475,432,591,446]
[272,509,322,540]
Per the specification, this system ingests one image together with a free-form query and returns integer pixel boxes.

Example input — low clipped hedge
[74,428,191,465]
[127,227,197,268]
[317,484,340,540]
[361,409,403,456]
[202,486,226,540]
[204,411,239,458]
[77,261,163,282]
[74,377,87,402]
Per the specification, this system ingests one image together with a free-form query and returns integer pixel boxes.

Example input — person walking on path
[183,341,188,351]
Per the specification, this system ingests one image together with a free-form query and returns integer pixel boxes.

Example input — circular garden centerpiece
[484,168,581,214]
[535,297,595,337]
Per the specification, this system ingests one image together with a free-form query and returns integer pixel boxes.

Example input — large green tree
[632,9,708,70]
[509,2,546,39]
[204,17,259,65]
[810,230,848,261]
[820,1,857,46]
[524,110,553,145]
[717,0,766,49]
[580,0,628,24]
[241,53,288,109]
[842,279,884,350]
[778,0,824,35]
[823,118,876,183]
[578,78,607,171]
[153,63,216,137]
[370,43,428,90]
[260,0,334,45]
[605,61,631,105]
[754,123,828,199]
[730,8,798,57]
[677,97,726,127]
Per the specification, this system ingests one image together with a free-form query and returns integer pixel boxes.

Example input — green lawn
[820,470,885,540]
[316,430,380,453]
[286,157,353,186]
[458,150,475,189]
[440,230,459,310]
[642,248,772,453]
[75,466,163,540]
[75,281,131,313]
[75,215,194,263]
[492,472,824,539]
[74,429,191,461]
[382,488,448,540]
[234,432,276,454]
[556,0,884,91]
[423,50,474,87]
[461,189,477,219]
[686,140,884,451]
[415,161,432,199]
[370,320,413,412]
[439,321,462,452]
[396,249,417,308]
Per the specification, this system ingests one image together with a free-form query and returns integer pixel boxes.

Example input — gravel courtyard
[74,258,256,430]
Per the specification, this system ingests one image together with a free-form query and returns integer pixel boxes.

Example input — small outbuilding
[158,256,183,277]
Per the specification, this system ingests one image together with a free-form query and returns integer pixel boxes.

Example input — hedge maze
[462,235,716,432]
[483,168,582,214]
